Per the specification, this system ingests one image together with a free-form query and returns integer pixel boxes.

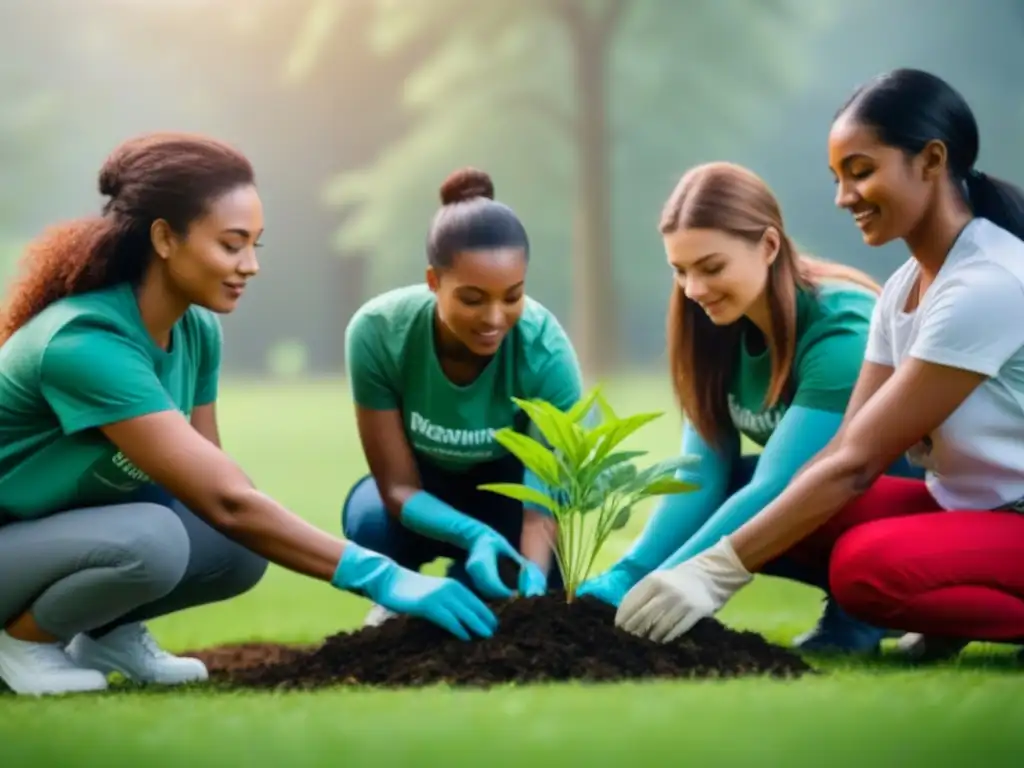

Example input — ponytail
[965,170,1024,241]
[0,215,147,346]
[0,131,257,348]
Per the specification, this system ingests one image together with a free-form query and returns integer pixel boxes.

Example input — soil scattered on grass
[184,641,313,673]
[186,593,814,691]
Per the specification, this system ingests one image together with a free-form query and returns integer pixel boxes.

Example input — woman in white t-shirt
[611,68,1024,660]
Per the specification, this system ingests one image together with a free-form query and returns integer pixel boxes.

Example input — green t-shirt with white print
[0,282,222,520]
[728,280,876,447]
[345,284,583,472]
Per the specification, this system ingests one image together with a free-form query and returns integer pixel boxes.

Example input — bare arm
[520,509,556,572]
[353,406,423,518]
[729,358,985,570]
[837,361,895,433]
[102,410,346,582]
[190,403,221,447]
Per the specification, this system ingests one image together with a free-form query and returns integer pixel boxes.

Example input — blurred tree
[66,0,423,373]
[745,0,1024,287]
[0,0,74,283]
[288,0,838,375]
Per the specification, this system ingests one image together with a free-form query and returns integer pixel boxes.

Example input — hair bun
[97,158,124,199]
[439,168,494,205]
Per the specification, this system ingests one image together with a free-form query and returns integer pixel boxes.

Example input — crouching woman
[0,134,497,697]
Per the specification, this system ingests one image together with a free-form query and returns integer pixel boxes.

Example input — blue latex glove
[331,541,497,641]
[576,559,649,607]
[518,560,548,597]
[576,422,737,607]
[401,491,544,600]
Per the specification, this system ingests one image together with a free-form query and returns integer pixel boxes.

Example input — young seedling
[479,386,700,601]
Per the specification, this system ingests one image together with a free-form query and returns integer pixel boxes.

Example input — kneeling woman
[579,161,919,654]
[613,69,1024,659]
[0,135,498,697]
[342,168,583,626]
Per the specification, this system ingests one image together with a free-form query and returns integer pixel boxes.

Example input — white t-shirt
[865,217,1024,510]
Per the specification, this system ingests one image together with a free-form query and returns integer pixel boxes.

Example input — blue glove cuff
[331,542,394,598]
[399,490,490,549]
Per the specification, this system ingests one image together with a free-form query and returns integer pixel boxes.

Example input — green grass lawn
[2,375,1022,766]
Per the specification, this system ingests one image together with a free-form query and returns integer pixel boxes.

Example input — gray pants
[0,490,268,641]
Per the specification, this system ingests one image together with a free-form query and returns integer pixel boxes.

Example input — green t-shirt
[0,282,223,520]
[345,284,583,472]
[727,280,876,447]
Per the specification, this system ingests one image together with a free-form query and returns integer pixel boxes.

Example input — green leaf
[578,460,642,513]
[587,411,665,465]
[594,389,619,424]
[491,428,563,487]
[619,456,701,498]
[579,449,648,489]
[609,504,632,531]
[565,386,601,424]
[639,477,701,496]
[512,397,587,468]
[594,461,639,492]
[478,482,561,513]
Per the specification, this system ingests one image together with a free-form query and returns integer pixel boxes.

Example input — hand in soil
[517,560,548,598]
[576,561,645,607]
[465,531,538,600]
[616,538,754,643]
[192,593,814,691]
[332,542,497,641]
[382,571,498,641]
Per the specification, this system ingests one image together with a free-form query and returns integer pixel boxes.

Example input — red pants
[785,476,1024,641]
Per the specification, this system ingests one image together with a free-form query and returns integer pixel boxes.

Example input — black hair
[426,167,530,269]
[837,68,1024,240]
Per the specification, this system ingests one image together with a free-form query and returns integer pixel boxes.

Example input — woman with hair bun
[342,167,584,626]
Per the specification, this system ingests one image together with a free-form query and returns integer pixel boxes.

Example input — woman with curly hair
[0,133,497,697]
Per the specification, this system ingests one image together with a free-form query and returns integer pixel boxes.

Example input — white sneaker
[363,604,398,628]
[0,630,109,696]
[895,632,969,662]
[67,623,208,686]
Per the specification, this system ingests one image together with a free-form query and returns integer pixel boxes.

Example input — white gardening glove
[614,537,754,644]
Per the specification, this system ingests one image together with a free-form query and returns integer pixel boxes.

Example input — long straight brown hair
[661,162,881,448]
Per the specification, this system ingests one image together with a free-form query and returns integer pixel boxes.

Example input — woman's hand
[614,538,753,643]
[518,507,555,596]
[333,542,497,641]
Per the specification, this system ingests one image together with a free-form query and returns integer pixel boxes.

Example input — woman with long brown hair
[580,160,918,654]
[614,69,1024,660]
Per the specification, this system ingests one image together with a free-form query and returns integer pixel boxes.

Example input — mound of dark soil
[187,593,814,691]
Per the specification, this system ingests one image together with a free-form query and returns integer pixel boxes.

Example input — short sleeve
[863,298,893,367]
[791,328,867,413]
[345,310,399,410]
[40,321,175,435]
[523,322,583,412]
[910,262,1024,377]
[193,311,223,407]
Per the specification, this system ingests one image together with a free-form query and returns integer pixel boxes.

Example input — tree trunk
[566,8,618,379]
